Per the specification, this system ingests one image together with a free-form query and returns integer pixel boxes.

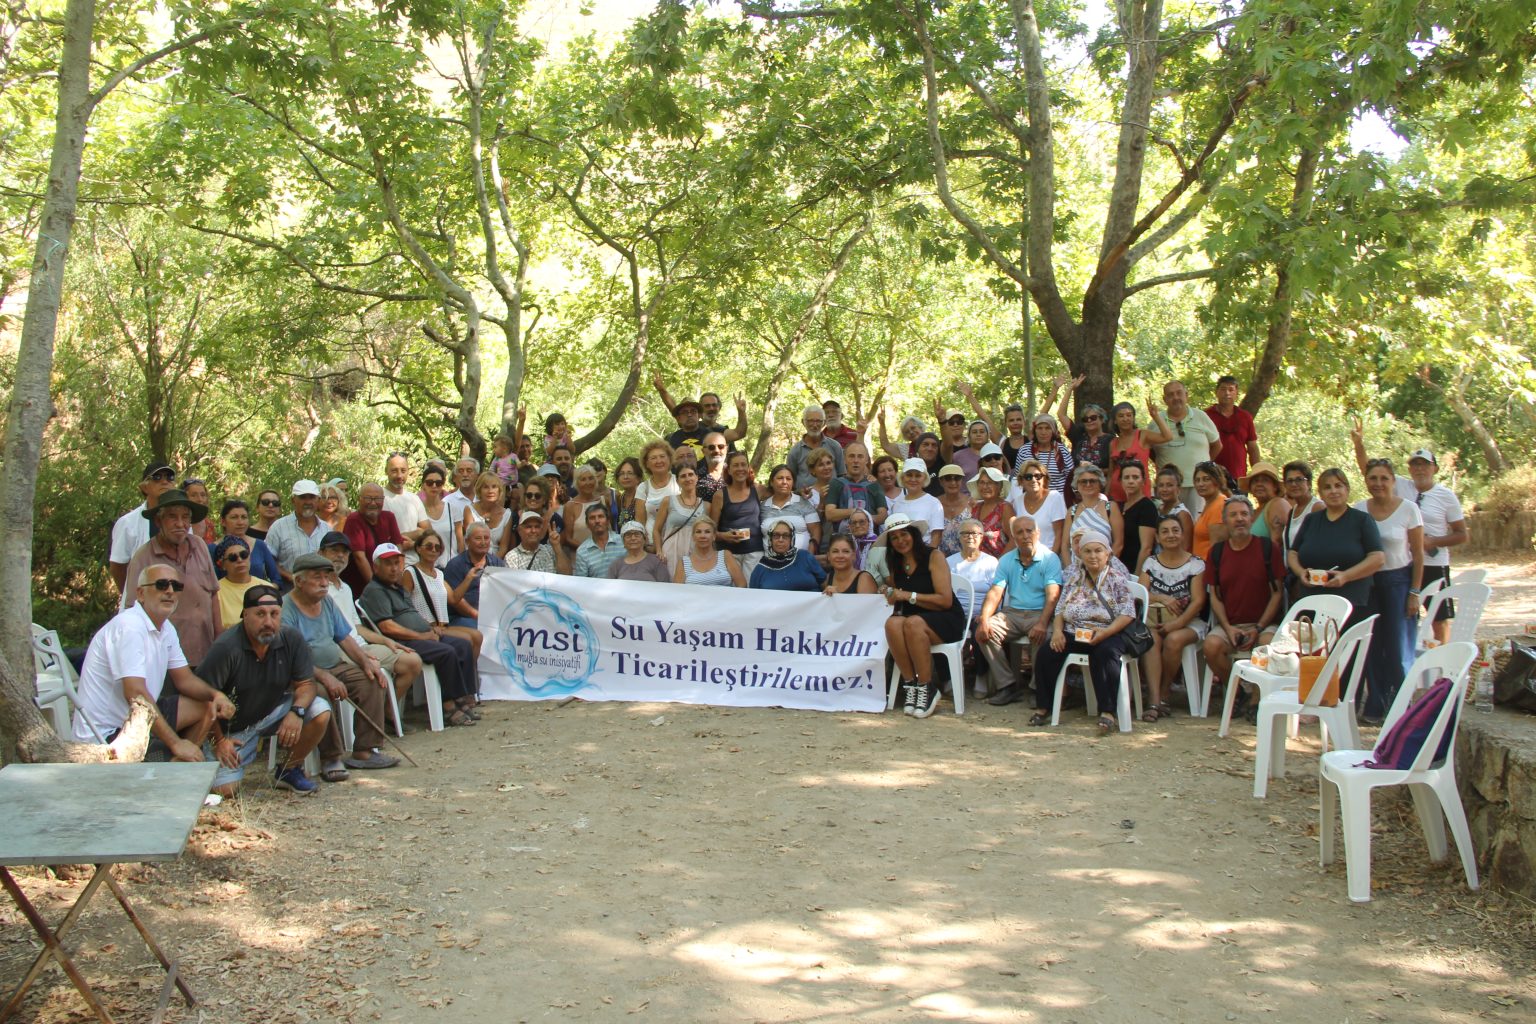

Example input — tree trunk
[1243,147,1320,415]
[1442,369,1511,474]
[1,656,155,765]
[0,0,93,731]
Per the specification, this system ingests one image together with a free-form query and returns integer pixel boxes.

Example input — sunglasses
[148,578,185,592]
[946,417,966,425]
[1082,415,1100,423]
[1175,421,1186,437]
[424,479,445,487]
[258,498,281,507]
[223,550,249,562]
[1021,472,1044,480]
[149,470,175,482]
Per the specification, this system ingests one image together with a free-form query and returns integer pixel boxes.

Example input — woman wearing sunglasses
[214,499,280,586]
[247,489,284,541]
[214,535,275,628]
[417,468,456,566]
[1010,458,1068,554]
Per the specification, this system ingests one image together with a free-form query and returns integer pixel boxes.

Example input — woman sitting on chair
[878,514,963,720]
[1029,525,1137,734]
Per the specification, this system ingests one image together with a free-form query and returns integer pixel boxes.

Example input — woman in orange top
[1189,461,1230,559]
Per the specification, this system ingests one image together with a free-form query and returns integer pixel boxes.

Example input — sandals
[456,699,483,721]
[1027,712,1049,727]
[1142,701,1174,724]
[445,708,478,728]
[1096,714,1116,735]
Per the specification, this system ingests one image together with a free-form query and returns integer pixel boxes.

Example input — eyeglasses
[223,550,249,562]
[1175,420,1185,437]
[148,578,185,592]
[258,498,281,507]
[1365,458,1393,470]
[150,470,175,482]
[1284,476,1308,485]
[1021,472,1044,480]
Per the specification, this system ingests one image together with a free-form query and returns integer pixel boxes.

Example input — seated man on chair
[199,586,333,796]
[1202,496,1284,714]
[282,553,399,782]
[73,564,235,760]
[975,516,1063,706]
[318,531,422,719]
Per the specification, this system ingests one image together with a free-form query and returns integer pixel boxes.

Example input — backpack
[1362,676,1457,770]
[1208,536,1275,597]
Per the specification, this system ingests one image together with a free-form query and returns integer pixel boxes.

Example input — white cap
[619,519,647,535]
[978,441,1003,459]
[291,479,320,497]
[1407,448,1437,465]
[372,542,404,560]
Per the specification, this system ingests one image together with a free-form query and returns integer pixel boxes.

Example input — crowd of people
[68,373,1470,790]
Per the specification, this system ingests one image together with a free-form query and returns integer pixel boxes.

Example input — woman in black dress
[878,514,964,718]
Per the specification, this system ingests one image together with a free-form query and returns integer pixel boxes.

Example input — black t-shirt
[666,425,712,451]
[1119,496,1160,573]
[198,624,315,733]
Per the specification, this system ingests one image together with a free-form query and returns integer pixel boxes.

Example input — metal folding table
[0,761,216,1024]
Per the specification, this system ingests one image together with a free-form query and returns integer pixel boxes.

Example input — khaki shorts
[1211,623,1275,651]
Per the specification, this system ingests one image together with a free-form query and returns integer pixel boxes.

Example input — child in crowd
[543,412,571,459]
[490,435,518,489]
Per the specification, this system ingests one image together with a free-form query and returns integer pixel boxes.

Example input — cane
[342,695,420,768]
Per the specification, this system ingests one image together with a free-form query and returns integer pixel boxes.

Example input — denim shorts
[211,694,333,788]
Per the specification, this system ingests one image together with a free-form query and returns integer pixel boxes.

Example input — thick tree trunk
[2,655,154,765]
[0,0,92,703]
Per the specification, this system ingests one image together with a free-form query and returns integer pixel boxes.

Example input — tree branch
[1123,266,1217,297]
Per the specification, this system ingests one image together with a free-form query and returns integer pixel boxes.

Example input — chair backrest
[1276,594,1352,654]
[1451,568,1486,586]
[1420,582,1492,647]
[1417,576,1447,610]
[1127,580,1150,623]
[1300,614,1376,707]
[1372,642,1477,771]
[31,625,79,686]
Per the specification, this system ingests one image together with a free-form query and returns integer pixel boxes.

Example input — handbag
[1296,617,1341,706]
[1090,574,1153,657]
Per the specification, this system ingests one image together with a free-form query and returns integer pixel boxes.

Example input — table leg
[0,865,117,1024]
[102,873,197,1008]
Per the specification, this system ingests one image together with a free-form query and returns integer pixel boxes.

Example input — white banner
[476,569,890,712]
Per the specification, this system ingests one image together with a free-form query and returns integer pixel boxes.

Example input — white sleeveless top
[409,564,450,625]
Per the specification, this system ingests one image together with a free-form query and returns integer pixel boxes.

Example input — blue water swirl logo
[496,588,601,695]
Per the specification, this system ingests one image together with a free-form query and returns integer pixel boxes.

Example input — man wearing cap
[1206,375,1260,483]
[282,554,399,779]
[123,488,222,666]
[73,564,236,757]
[664,397,713,454]
[506,511,563,573]
[1352,426,1468,642]
[383,452,430,546]
[359,544,479,728]
[976,516,1064,705]
[822,442,888,534]
[342,482,405,591]
[200,586,333,795]
[443,522,507,626]
[319,531,423,721]
[109,461,177,601]
[787,406,847,491]
[653,376,749,446]
[265,480,331,586]
[572,504,624,578]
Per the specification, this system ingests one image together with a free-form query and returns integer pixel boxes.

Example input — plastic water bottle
[1473,654,1495,714]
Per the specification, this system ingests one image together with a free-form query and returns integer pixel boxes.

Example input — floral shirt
[1056,559,1136,631]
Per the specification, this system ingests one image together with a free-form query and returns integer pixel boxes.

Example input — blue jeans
[212,694,334,789]
[1363,566,1414,719]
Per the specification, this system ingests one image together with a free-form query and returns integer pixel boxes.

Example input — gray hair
[802,405,825,422]
[464,521,491,539]
[1072,464,1107,485]
[456,457,481,472]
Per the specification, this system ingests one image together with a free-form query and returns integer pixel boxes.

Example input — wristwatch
[289,704,308,721]
[907,591,918,605]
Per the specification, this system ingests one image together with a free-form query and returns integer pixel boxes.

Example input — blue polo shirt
[990,545,1063,611]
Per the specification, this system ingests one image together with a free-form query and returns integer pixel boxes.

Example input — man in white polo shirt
[73,564,234,759]
[1353,427,1469,643]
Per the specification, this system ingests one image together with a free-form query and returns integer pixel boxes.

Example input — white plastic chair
[1252,615,1376,798]
[1047,581,1147,733]
[1416,582,1491,651]
[1212,594,1353,736]
[1319,642,1480,902]
[356,600,444,732]
[1179,645,1205,716]
[31,624,86,739]
[886,577,974,715]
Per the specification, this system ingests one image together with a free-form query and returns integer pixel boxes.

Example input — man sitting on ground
[976,517,1063,706]
[200,586,333,796]
[1202,496,1284,713]
[73,565,235,758]
[282,553,399,781]
[573,503,624,578]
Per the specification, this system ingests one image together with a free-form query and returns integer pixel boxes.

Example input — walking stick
[342,696,420,768]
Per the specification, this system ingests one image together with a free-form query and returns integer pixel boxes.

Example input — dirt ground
[4,556,1535,1023]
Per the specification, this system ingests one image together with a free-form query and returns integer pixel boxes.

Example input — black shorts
[1423,565,1455,622]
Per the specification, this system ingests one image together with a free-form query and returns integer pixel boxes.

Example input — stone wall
[1457,707,1536,898]
[1464,510,1536,555]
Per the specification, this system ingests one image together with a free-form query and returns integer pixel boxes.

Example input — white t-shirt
[443,488,475,525]
[1357,497,1424,572]
[636,477,679,519]
[1009,489,1068,552]
[947,551,1000,619]
[1392,477,1463,567]
[383,488,429,534]
[72,604,187,742]
[1152,407,1221,482]
[109,503,148,565]
[890,492,944,539]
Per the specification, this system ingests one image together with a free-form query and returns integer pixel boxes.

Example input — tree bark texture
[1243,147,1320,416]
